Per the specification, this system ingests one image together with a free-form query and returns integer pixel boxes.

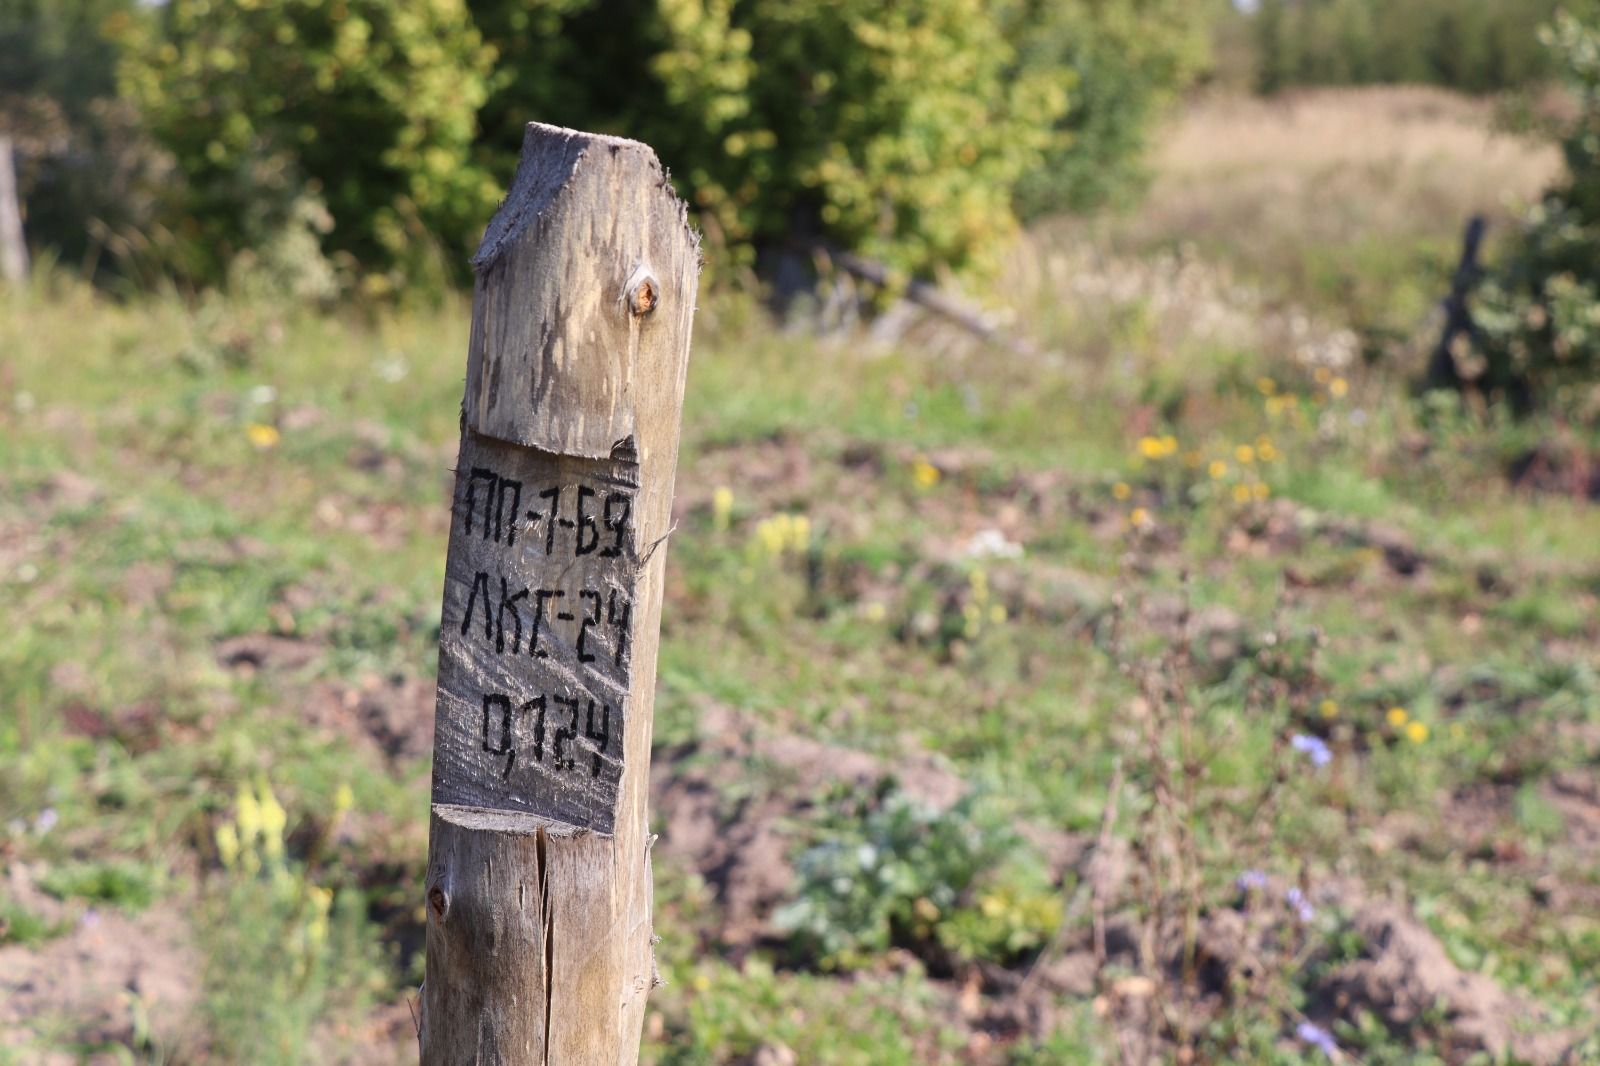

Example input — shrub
[116,0,497,291]
[774,784,1062,970]
[473,0,1067,280]
[1471,9,1600,412]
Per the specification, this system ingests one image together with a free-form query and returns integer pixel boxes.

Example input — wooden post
[420,123,698,1065]
[0,136,28,285]
[1424,214,1486,394]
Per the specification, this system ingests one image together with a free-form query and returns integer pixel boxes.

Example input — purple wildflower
[1236,869,1269,892]
[1291,733,1332,768]
[33,808,58,835]
[1296,1020,1338,1057]
[1287,886,1315,922]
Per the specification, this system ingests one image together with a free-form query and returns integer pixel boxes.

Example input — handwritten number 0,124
[482,693,610,779]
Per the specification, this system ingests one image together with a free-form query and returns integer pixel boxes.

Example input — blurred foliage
[9,0,1567,294]
[472,0,1068,279]
[1233,0,1558,95]
[1474,8,1600,413]
[1008,0,1211,218]
[115,0,498,293]
[5,0,1213,290]
[0,0,169,276]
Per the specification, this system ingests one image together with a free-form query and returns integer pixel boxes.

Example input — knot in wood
[427,883,450,923]
[627,270,659,317]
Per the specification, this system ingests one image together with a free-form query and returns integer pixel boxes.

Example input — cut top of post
[465,122,700,463]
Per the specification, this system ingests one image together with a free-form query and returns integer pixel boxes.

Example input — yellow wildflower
[1386,707,1409,728]
[1137,436,1166,460]
[1329,377,1349,398]
[1257,441,1279,463]
[1319,699,1339,719]
[1159,435,1178,456]
[1112,481,1132,501]
[752,513,810,557]
[215,822,240,869]
[911,456,940,489]
[1252,482,1270,500]
[1130,507,1151,528]
[1405,721,1429,744]
[1208,460,1228,480]
[1314,367,1332,385]
[1235,444,1256,465]
[246,423,280,449]
[1232,484,1252,504]
[257,781,287,860]
[711,486,734,532]
[236,782,262,842]
[1257,377,1278,396]
[989,604,1007,624]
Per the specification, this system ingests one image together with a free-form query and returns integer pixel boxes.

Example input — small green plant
[202,778,378,1065]
[774,784,1061,970]
[0,901,70,946]
[40,860,158,910]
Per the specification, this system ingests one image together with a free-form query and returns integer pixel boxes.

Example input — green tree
[118,0,496,290]
[1007,0,1211,218]
[469,0,1067,281]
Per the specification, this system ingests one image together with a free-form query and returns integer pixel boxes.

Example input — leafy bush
[116,0,497,291]
[20,0,1205,289]
[12,0,1204,288]
[473,0,1067,280]
[1471,10,1600,412]
[774,784,1062,970]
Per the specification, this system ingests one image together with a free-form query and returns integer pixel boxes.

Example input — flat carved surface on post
[433,433,639,833]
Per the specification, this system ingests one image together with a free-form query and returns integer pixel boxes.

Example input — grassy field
[3,88,1598,1064]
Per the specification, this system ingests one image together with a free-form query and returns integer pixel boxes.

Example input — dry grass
[1154,85,1558,195]
[1129,86,1560,269]
[1010,86,1564,351]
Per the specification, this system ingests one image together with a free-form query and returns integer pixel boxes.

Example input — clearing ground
[1,88,1597,1064]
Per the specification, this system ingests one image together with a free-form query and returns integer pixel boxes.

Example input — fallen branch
[817,244,1041,358]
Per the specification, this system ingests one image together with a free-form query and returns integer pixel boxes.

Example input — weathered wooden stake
[420,123,698,1065]
[0,136,29,285]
